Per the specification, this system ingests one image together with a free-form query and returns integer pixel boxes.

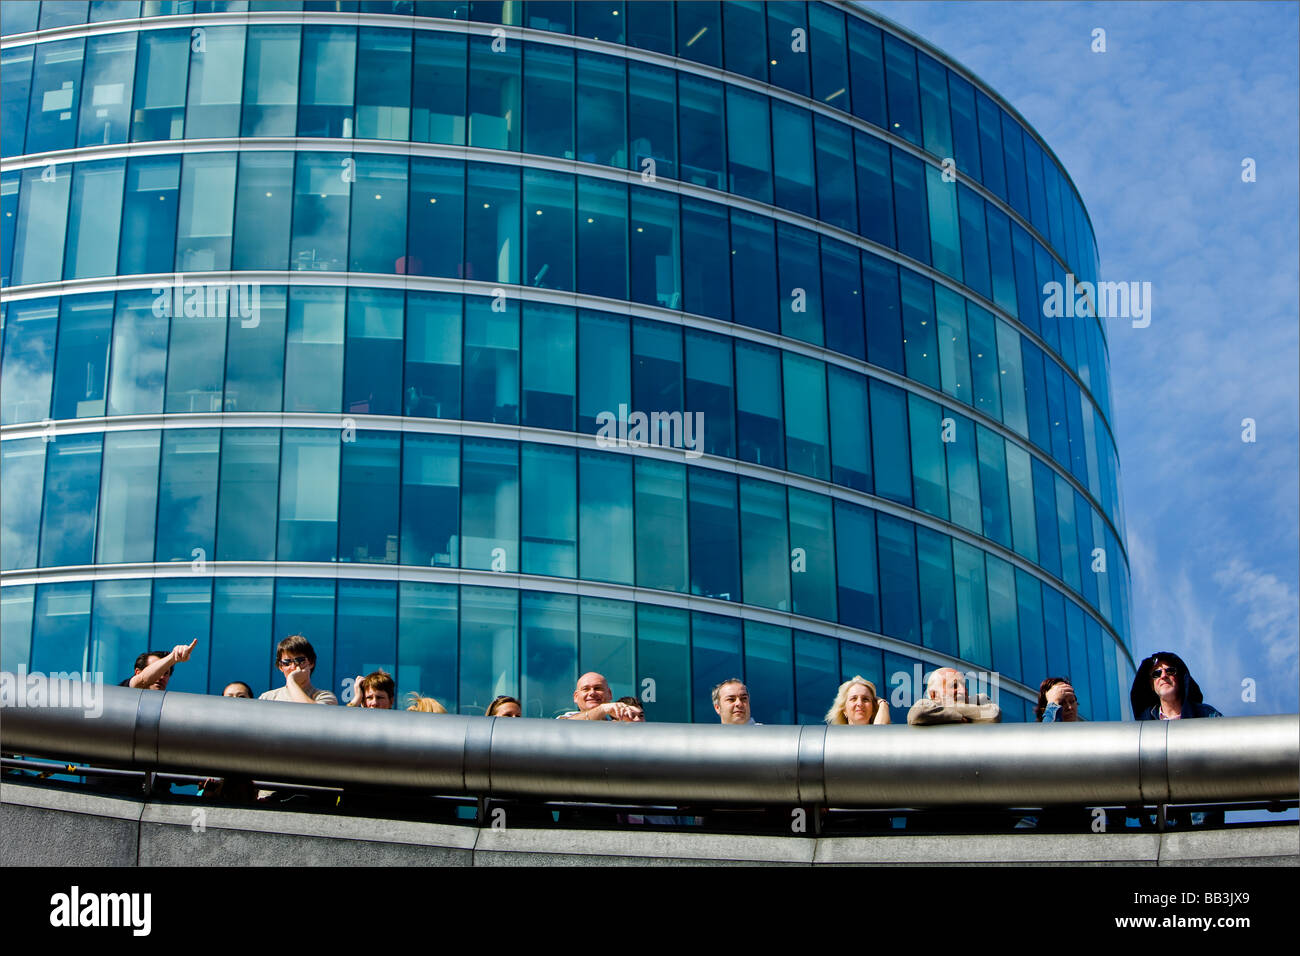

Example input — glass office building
[0,1,1134,722]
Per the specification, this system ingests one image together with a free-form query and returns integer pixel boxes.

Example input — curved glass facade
[0,0,1134,721]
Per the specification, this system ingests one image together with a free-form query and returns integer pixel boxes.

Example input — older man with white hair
[906,667,1001,726]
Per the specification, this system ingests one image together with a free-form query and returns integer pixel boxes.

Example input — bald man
[906,668,1001,725]
[556,672,639,720]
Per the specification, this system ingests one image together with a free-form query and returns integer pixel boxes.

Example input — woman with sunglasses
[1129,652,1223,720]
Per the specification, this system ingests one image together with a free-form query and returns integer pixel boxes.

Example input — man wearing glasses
[259,635,338,705]
[1129,652,1222,720]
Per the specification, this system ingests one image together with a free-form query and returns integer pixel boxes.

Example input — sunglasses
[278,656,310,668]
[1150,665,1178,679]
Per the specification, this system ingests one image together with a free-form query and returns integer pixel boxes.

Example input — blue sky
[863,1,1300,716]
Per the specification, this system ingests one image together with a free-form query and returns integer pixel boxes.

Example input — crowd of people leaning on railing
[122,634,1222,729]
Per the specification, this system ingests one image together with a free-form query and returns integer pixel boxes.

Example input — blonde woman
[405,693,447,713]
[825,676,891,725]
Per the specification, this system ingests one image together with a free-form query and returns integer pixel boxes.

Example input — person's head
[712,679,750,724]
[573,672,612,713]
[1035,677,1078,721]
[617,696,645,721]
[926,668,967,704]
[359,670,395,709]
[275,635,317,679]
[222,681,254,699]
[405,694,446,714]
[486,695,522,717]
[1130,652,1203,718]
[133,651,173,690]
[825,677,880,725]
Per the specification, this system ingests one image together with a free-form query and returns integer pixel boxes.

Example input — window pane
[291,152,350,272]
[722,0,765,80]
[828,366,870,492]
[926,164,961,280]
[580,596,635,697]
[726,86,772,203]
[283,286,343,412]
[809,3,848,111]
[78,33,134,147]
[578,449,633,584]
[523,168,573,290]
[1006,442,1037,564]
[730,209,778,333]
[578,310,628,434]
[782,352,828,480]
[637,604,689,721]
[468,29,519,150]
[692,612,741,719]
[459,586,517,715]
[789,488,835,621]
[403,290,460,418]
[735,340,783,469]
[222,286,286,412]
[401,433,460,567]
[945,408,981,534]
[680,197,730,321]
[677,73,724,190]
[147,578,211,693]
[335,580,397,699]
[676,0,720,67]
[891,149,930,264]
[957,184,991,299]
[916,51,952,158]
[186,25,244,138]
[28,39,86,154]
[1,440,46,571]
[266,577,331,697]
[275,428,338,561]
[412,31,465,145]
[882,34,920,145]
[0,299,58,424]
[977,424,1012,549]
[349,154,407,274]
[862,251,903,373]
[821,237,864,360]
[576,52,625,167]
[869,379,911,506]
[687,467,739,600]
[132,29,188,141]
[31,583,91,675]
[847,16,886,128]
[40,432,102,568]
[934,285,971,405]
[465,162,519,284]
[13,166,71,286]
[462,294,519,424]
[814,116,856,232]
[834,500,878,632]
[766,0,808,95]
[461,437,518,571]
[355,28,410,140]
[521,591,578,717]
[772,102,815,217]
[953,540,991,668]
[628,60,676,180]
[900,270,938,389]
[576,176,627,300]
[521,301,575,430]
[1015,568,1046,685]
[877,514,920,645]
[947,71,980,181]
[521,442,576,577]
[398,582,458,712]
[155,428,219,563]
[684,328,733,458]
[176,152,236,272]
[976,91,1007,201]
[231,152,292,270]
[96,430,160,564]
[916,526,957,657]
[241,24,300,136]
[407,157,463,277]
[338,430,399,564]
[626,0,672,55]
[997,320,1028,437]
[632,318,683,440]
[343,287,403,415]
[522,42,573,159]
[65,160,125,280]
[908,392,948,519]
[777,223,823,346]
[298,25,355,137]
[119,155,180,275]
[216,428,279,561]
[635,457,687,593]
[51,294,113,420]
[739,478,788,611]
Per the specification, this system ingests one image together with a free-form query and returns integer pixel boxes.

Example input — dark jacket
[1129,651,1222,720]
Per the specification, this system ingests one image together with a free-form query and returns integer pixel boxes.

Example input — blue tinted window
[834,500,879,632]
[916,526,957,657]
[0,2,39,35]
[339,430,399,564]
[638,604,690,721]
[926,165,961,280]
[40,432,102,568]
[746,620,794,723]
[349,154,407,274]
[413,31,465,145]
[789,489,836,621]
[947,71,980,181]
[626,0,673,55]
[809,3,849,111]
[635,458,688,593]
[216,429,279,561]
[688,469,739,601]
[815,117,856,233]
[12,166,70,286]
[957,184,991,299]
[51,294,113,421]
[242,25,300,136]
[521,443,576,577]
[398,582,458,713]
[400,433,459,567]
[78,33,135,147]
[461,438,518,571]
[891,149,930,264]
[628,60,676,180]
[986,206,1017,316]
[520,591,578,717]
[575,0,622,41]
[580,596,634,700]
[869,379,911,506]
[223,288,286,413]
[977,425,1012,549]
[1064,600,1091,717]
[1006,443,1037,564]
[722,1,766,81]
[822,238,864,360]
[131,30,188,141]
[952,540,991,668]
[1032,457,1061,578]
[1002,111,1030,218]
[176,152,236,272]
[934,285,971,404]
[678,74,724,190]
[232,152,293,271]
[27,39,85,154]
[0,47,31,159]
[630,186,680,308]
[355,28,409,140]
[1015,569,1046,687]
[855,132,894,249]
[291,152,350,272]
[945,408,980,534]
[975,91,1007,201]
[766,1,809,96]
[267,577,331,696]
[277,428,339,562]
[908,393,948,519]
[527,1,572,32]
[1075,491,1097,608]
[335,580,397,699]
[772,103,815,217]
[284,287,343,412]
[522,43,573,159]
[148,579,212,693]
[676,0,721,68]
[916,52,952,158]
[463,294,518,424]
[684,328,734,458]
[521,301,574,430]
[408,157,464,278]
[31,583,91,674]
[828,366,870,492]
[577,52,626,168]
[735,340,783,469]
[782,353,828,480]
[185,25,245,139]
[862,252,903,374]
[730,210,779,332]
[740,478,789,611]
[1055,473,1080,591]
[899,270,938,390]
[119,155,180,275]
[726,86,772,203]
[1,440,45,571]
[95,430,160,565]
[578,310,628,434]
[632,318,683,441]
[298,25,355,137]
[65,161,125,280]
[578,450,633,584]
[681,198,731,321]
[692,612,741,718]
[155,428,219,563]
[344,287,403,415]
[40,2,90,29]
[1040,584,1068,679]
[847,16,885,128]
[0,299,58,424]
[967,303,1001,419]
[467,29,519,150]
[882,34,920,144]
[876,514,920,644]
[777,223,823,345]
[577,176,626,299]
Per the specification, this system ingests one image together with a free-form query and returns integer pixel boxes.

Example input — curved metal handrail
[1,676,1295,806]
